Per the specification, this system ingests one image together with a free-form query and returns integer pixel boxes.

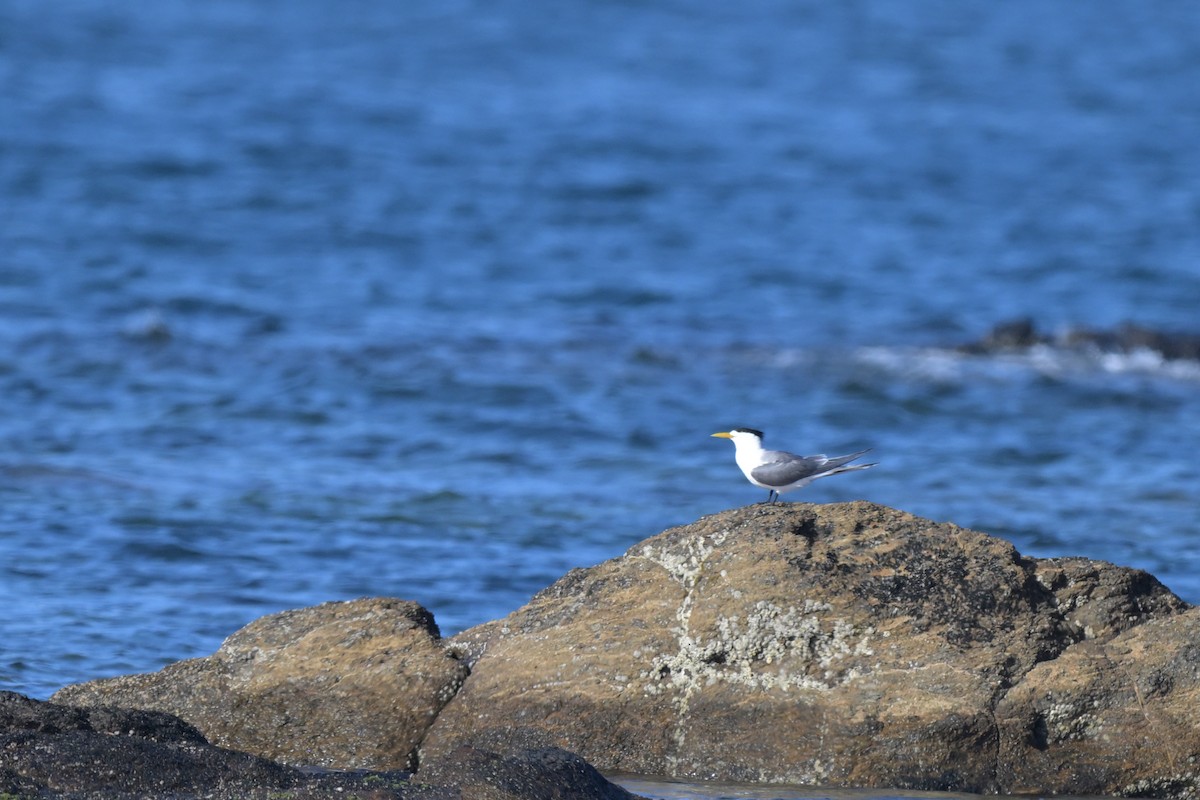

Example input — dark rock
[419,502,1193,796]
[1033,556,1187,641]
[962,318,1200,362]
[53,597,469,771]
[964,316,1045,351]
[419,745,644,800]
[1,691,643,799]
[0,690,444,799]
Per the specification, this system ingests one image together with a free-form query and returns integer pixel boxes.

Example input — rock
[1094,322,1200,361]
[419,502,1193,796]
[53,597,469,771]
[964,316,1045,351]
[994,607,1200,797]
[47,504,1200,798]
[1033,556,1186,641]
[0,690,440,799]
[961,318,1200,362]
[418,745,644,800]
[1,691,644,800]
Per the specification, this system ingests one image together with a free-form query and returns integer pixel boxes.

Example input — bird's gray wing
[749,452,828,488]
[750,449,872,488]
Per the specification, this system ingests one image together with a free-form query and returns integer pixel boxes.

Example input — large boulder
[419,502,1193,795]
[53,597,469,771]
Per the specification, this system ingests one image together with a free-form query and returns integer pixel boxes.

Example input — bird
[711,428,876,504]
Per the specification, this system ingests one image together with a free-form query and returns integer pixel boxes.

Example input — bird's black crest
[732,428,764,438]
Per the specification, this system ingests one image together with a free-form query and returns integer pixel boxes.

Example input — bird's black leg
[762,490,778,504]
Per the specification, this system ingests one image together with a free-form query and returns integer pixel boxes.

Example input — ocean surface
[2,0,1198,777]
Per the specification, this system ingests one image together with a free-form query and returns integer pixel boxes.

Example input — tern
[711,428,876,503]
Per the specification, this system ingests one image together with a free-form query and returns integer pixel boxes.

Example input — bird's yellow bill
[711,431,733,438]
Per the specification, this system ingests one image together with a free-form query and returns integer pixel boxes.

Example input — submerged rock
[53,503,1200,798]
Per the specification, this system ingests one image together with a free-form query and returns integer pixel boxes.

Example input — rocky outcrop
[421,503,1194,795]
[53,597,468,771]
[52,503,1200,798]
[1,691,642,800]
[960,318,1200,362]
[0,690,428,799]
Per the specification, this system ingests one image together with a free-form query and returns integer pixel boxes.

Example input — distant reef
[961,317,1200,362]
[10,503,1200,798]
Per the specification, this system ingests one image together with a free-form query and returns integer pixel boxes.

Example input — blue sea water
[2,0,1199,746]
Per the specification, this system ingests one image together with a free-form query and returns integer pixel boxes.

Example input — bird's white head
[710,428,764,449]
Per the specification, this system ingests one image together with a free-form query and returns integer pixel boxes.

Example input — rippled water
[2,0,1199,722]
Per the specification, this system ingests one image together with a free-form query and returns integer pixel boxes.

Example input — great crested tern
[711,428,876,504]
